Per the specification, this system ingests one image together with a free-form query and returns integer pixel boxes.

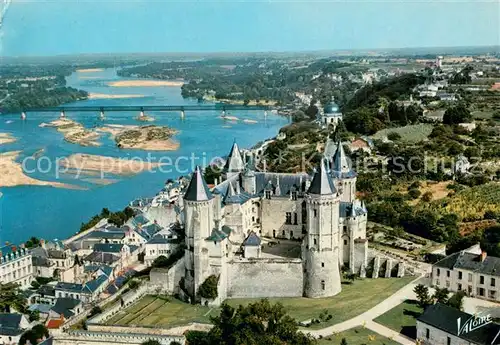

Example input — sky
[0,0,499,57]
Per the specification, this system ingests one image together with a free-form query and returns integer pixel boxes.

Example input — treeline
[79,207,135,233]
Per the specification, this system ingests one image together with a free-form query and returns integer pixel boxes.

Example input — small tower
[242,155,256,195]
[223,141,245,180]
[303,159,342,298]
[183,166,215,297]
[331,141,357,203]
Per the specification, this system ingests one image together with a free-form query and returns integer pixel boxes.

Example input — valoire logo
[457,313,492,336]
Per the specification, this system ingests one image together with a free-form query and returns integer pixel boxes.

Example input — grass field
[318,326,401,345]
[372,124,433,143]
[104,295,218,327]
[226,277,415,329]
[373,299,423,339]
[103,277,414,329]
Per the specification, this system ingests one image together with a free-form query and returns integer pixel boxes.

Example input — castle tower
[183,166,214,297]
[242,155,256,195]
[303,159,342,298]
[331,141,357,203]
[223,141,245,180]
[345,201,368,273]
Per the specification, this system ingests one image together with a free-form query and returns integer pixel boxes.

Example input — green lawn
[104,295,219,327]
[226,276,415,329]
[372,124,433,143]
[317,326,400,345]
[373,299,423,339]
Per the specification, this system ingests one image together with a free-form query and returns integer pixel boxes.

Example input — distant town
[0,48,499,345]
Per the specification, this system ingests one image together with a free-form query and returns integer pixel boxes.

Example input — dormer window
[265,190,271,199]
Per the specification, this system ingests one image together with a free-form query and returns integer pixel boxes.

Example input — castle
[177,141,369,304]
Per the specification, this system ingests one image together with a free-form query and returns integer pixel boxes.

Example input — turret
[331,141,357,203]
[303,159,342,298]
[183,166,214,297]
[242,155,256,195]
[223,141,245,180]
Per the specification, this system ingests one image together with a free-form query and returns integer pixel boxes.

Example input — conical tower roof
[184,166,213,201]
[224,141,245,173]
[244,154,256,177]
[308,159,336,195]
[332,141,353,175]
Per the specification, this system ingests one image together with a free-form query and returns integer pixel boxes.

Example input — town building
[432,251,500,302]
[417,303,500,345]
[31,240,74,281]
[0,313,30,345]
[0,245,33,289]
[317,100,343,128]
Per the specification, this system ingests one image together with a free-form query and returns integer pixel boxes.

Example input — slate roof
[0,314,25,336]
[147,235,181,245]
[88,230,125,240]
[32,256,51,267]
[417,303,500,345]
[330,142,356,178]
[28,304,53,314]
[308,159,336,195]
[84,265,113,278]
[37,285,56,297]
[223,141,245,173]
[83,275,108,293]
[222,181,253,205]
[184,166,213,201]
[254,172,310,197]
[51,298,81,318]
[55,282,84,293]
[84,251,120,265]
[243,232,261,247]
[340,201,367,218]
[93,243,124,253]
[324,101,340,114]
[434,252,500,277]
[206,226,232,243]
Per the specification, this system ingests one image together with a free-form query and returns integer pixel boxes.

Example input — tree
[433,287,450,305]
[151,255,169,268]
[190,299,315,345]
[387,132,402,141]
[408,188,421,199]
[414,284,431,308]
[198,275,219,300]
[340,339,348,345]
[447,291,466,310]
[443,105,472,125]
[421,191,433,202]
[19,324,49,345]
[0,282,26,313]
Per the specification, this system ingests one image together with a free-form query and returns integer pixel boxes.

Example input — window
[321,280,325,290]
[282,230,286,236]
[446,270,450,278]
[321,262,325,268]
[468,273,473,282]
[446,281,450,288]
[344,239,348,245]
[293,213,298,225]
[491,278,496,287]
[457,283,462,291]
[343,226,347,233]
[458,271,462,280]
[291,192,297,200]
[478,287,485,296]
[489,290,496,299]
[447,337,451,345]
[313,239,317,245]
[468,285,472,294]
[480,276,485,284]
[425,328,429,339]
[285,212,292,224]
[436,280,440,286]
[265,190,271,199]
[313,209,317,217]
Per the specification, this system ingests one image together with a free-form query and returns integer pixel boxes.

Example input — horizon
[1,0,499,57]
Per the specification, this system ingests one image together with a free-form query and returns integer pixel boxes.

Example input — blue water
[0,69,288,244]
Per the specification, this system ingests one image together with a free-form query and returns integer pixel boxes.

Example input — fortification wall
[54,330,184,345]
[227,258,303,298]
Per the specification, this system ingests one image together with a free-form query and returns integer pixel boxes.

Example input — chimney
[480,251,487,262]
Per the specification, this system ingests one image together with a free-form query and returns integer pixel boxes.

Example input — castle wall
[149,257,185,295]
[227,258,303,298]
[260,198,304,239]
[143,205,178,229]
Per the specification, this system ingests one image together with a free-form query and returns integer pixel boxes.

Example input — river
[0,68,288,244]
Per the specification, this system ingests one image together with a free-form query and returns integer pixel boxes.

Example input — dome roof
[324,101,340,114]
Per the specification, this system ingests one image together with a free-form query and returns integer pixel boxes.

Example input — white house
[0,245,33,289]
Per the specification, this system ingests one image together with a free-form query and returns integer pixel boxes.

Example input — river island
[0,133,16,145]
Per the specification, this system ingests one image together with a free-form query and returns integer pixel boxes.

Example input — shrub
[198,275,219,300]
[421,191,433,202]
[408,188,422,199]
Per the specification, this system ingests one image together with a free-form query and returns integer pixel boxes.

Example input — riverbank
[40,119,101,147]
[0,151,80,189]
[59,153,166,176]
[108,80,184,87]
[98,124,179,151]
[0,133,16,145]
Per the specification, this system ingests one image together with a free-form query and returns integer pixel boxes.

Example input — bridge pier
[99,110,105,120]
[20,111,26,120]
[181,110,185,119]
[139,110,145,118]
[60,110,66,118]
[264,110,268,118]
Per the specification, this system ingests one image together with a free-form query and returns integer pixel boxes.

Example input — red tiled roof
[46,318,64,329]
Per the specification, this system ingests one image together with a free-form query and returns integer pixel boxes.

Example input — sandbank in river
[0,133,16,145]
[88,92,145,100]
